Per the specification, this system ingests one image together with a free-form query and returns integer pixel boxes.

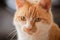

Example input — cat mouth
[23,27,37,35]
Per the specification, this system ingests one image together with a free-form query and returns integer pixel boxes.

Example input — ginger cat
[13,0,60,40]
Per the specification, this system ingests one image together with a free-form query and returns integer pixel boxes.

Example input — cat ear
[16,0,26,8]
[39,0,51,10]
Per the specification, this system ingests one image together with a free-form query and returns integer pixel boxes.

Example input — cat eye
[21,16,26,21]
[35,18,41,22]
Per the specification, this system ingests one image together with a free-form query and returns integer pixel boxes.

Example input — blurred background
[0,0,60,40]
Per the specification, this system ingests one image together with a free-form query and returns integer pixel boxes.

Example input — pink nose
[24,27,32,32]
[23,26,37,35]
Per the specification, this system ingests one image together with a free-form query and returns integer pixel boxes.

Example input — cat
[13,0,60,40]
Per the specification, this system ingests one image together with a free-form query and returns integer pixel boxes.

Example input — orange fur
[14,0,60,40]
[49,23,60,40]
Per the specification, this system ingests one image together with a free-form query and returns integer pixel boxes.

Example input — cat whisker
[10,33,17,40]
[9,28,15,31]
[7,30,16,37]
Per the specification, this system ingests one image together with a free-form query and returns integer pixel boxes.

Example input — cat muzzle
[23,26,37,35]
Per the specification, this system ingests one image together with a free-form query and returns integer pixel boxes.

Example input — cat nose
[24,27,32,33]
[24,26,37,35]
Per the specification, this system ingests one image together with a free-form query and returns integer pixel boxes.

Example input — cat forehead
[17,5,47,17]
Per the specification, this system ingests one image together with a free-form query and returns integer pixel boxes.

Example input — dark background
[0,0,60,40]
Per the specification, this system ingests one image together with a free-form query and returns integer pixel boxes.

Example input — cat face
[14,0,53,35]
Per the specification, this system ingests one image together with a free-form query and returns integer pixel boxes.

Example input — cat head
[14,0,53,35]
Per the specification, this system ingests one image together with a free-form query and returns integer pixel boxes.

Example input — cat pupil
[35,18,41,22]
[21,16,26,21]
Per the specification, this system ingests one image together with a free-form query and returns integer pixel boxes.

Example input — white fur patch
[27,0,41,4]
[24,20,32,29]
